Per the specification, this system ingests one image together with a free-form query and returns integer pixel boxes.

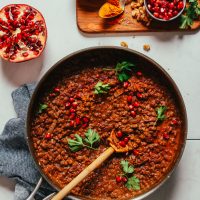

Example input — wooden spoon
[52,130,133,200]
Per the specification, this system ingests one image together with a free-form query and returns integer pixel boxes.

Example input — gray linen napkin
[0,84,55,200]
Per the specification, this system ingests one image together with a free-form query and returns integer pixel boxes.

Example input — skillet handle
[52,147,115,200]
[26,177,55,200]
[26,177,43,200]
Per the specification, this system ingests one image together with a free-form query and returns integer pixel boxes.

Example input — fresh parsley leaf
[94,82,110,94]
[156,106,167,122]
[120,160,134,174]
[125,176,140,191]
[68,134,84,152]
[68,129,100,152]
[118,72,131,82]
[180,0,200,29]
[84,129,100,147]
[38,104,48,114]
[180,15,193,29]
[119,160,140,191]
[115,61,134,72]
[115,61,135,82]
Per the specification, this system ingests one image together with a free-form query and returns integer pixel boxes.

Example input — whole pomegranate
[0,4,47,63]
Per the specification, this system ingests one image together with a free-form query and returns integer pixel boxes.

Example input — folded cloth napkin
[0,84,56,200]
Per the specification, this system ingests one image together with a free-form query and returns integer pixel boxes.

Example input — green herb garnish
[38,103,48,114]
[68,134,84,152]
[84,129,100,148]
[68,129,100,152]
[115,61,135,82]
[94,81,110,94]
[180,0,200,29]
[120,160,134,174]
[125,176,140,191]
[155,106,167,125]
[119,160,140,191]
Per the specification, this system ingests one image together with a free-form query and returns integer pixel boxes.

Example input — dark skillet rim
[26,46,188,200]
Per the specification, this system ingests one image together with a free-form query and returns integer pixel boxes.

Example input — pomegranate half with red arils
[0,4,47,63]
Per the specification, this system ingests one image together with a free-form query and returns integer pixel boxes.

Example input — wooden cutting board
[76,0,200,33]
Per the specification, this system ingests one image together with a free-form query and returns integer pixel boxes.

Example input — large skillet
[26,47,187,200]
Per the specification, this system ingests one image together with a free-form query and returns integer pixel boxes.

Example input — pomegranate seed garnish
[70,113,76,120]
[70,120,75,127]
[122,177,128,183]
[129,105,134,110]
[45,133,52,139]
[130,111,136,118]
[116,131,123,138]
[116,176,122,183]
[65,102,71,108]
[136,71,142,76]
[75,117,81,125]
[172,119,178,125]
[54,87,60,93]
[83,117,89,123]
[72,102,78,108]
[133,102,140,107]
[163,133,169,140]
[124,137,129,144]
[82,123,88,128]
[127,96,132,103]
[69,98,74,103]
[123,82,129,88]
[137,92,142,98]
[49,93,56,97]
[133,149,139,156]
[119,141,126,147]
[75,93,81,99]
[70,108,75,113]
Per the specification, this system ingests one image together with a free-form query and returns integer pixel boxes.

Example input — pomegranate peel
[0,4,47,63]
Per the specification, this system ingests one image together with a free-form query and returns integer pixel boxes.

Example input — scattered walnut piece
[143,44,151,51]
[120,41,128,48]
[131,0,151,26]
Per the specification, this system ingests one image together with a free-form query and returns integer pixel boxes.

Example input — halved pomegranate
[0,4,47,63]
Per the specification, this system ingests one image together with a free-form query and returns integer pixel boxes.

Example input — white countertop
[0,0,200,199]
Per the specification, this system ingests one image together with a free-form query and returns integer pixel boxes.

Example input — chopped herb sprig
[155,106,167,125]
[119,160,140,191]
[68,129,100,152]
[38,103,48,114]
[115,61,135,82]
[103,61,135,82]
[180,0,200,29]
[94,82,110,95]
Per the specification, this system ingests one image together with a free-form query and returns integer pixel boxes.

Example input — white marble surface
[0,0,200,199]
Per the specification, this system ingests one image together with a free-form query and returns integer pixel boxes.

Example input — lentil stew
[27,47,187,200]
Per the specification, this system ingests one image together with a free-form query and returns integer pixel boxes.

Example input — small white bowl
[144,0,186,22]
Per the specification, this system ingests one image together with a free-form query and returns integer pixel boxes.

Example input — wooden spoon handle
[52,147,115,200]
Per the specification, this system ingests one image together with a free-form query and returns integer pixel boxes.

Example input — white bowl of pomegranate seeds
[0,4,47,63]
[144,0,186,21]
